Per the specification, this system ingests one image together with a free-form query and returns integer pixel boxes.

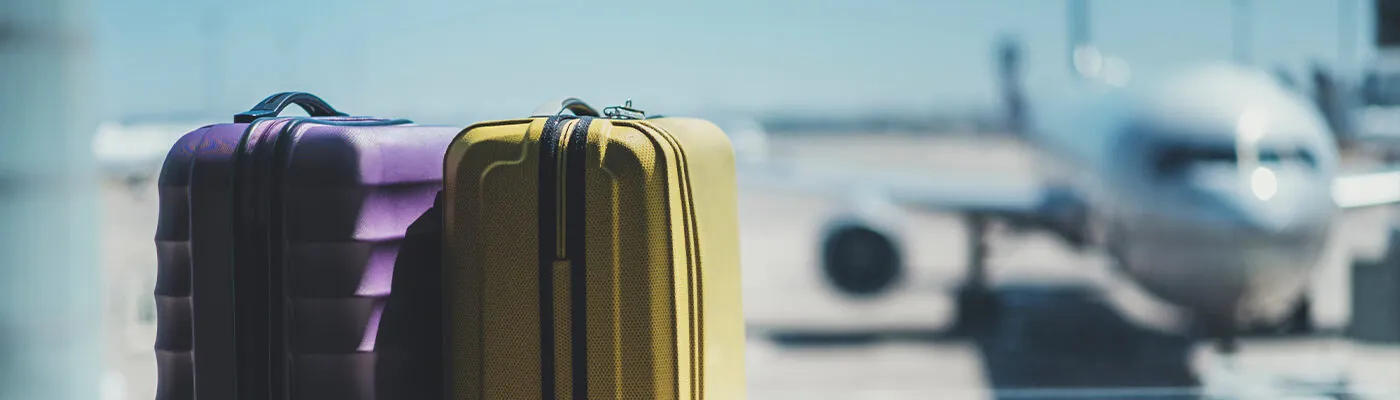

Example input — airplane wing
[737,160,1051,215]
[736,159,1092,248]
[1333,167,1400,209]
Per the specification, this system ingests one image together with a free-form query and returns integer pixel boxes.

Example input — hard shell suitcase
[154,92,457,399]
[442,100,746,399]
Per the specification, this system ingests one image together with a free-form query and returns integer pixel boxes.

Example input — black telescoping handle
[233,92,349,123]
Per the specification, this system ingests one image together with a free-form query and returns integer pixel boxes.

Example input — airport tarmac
[740,134,1400,399]
[97,133,1400,399]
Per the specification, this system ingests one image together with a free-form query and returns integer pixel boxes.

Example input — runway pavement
[96,133,1400,399]
[740,134,1400,399]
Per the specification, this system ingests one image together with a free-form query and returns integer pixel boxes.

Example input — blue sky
[94,0,1375,124]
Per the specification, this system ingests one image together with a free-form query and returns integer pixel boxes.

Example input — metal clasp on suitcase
[603,99,646,120]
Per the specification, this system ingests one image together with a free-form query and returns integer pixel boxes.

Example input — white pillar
[0,0,102,398]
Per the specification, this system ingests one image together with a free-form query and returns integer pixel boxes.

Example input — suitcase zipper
[232,116,410,400]
[556,120,575,260]
[537,115,593,400]
[232,119,284,400]
[537,116,564,400]
[564,118,591,400]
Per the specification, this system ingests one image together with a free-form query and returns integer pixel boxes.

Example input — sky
[93,0,1376,125]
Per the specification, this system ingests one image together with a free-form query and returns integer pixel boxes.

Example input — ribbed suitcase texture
[154,93,458,399]
[443,109,747,400]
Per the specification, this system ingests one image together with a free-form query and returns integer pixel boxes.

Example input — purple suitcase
[154,92,458,399]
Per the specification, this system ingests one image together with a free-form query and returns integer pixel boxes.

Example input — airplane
[734,57,1400,354]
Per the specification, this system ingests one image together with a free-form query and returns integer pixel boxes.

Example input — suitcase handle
[233,92,349,123]
[532,97,601,117]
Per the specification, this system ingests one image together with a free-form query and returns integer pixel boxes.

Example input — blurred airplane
[737,62,1400,354]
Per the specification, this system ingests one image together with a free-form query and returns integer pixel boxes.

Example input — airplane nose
[1116,164,1329,325]
[1220,166,1327,234]
[1190,166,1328,324]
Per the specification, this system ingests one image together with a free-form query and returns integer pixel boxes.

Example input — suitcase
[442,100,747,399]
[154,92,458,399]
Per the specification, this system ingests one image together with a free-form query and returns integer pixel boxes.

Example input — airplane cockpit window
[1152,145,1237,177]
[1258,147,1318,168]
[1153,144,1317,178]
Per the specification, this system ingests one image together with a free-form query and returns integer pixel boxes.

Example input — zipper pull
[603,99,646,120]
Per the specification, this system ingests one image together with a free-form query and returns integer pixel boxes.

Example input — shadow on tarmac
[769,283,1200,400]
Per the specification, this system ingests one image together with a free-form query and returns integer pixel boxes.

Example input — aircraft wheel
[1283,296,1313,334]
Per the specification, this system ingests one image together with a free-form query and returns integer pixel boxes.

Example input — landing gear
[1214,331,1239,356]
[1283,296,1314,334]
[1238,296,1314,335]
[1198,314,1352,399]
[952,214,998,336]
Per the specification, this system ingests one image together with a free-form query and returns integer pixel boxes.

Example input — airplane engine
[818,193,907,298]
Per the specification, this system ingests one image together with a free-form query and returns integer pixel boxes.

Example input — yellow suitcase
[443,100,746,400]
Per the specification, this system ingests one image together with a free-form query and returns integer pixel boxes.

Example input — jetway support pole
[0,0,103,398]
